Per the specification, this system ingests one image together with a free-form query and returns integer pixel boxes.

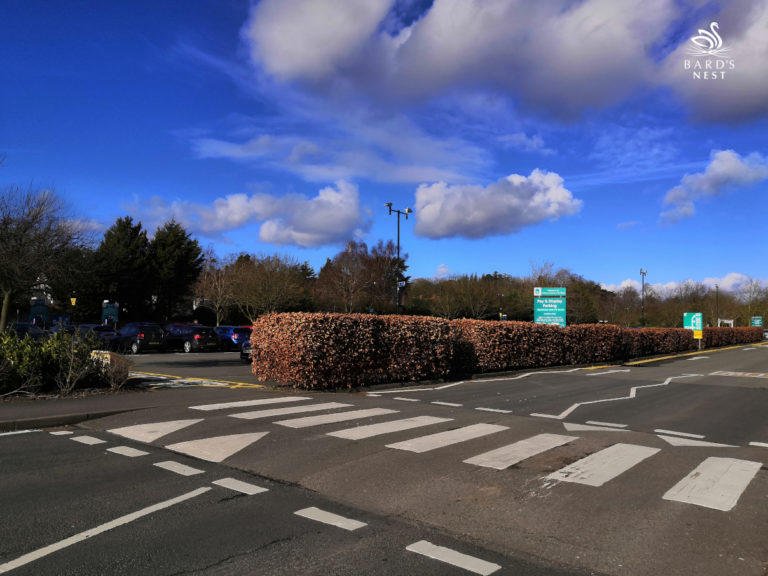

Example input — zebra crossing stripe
[107,446,149,458]
[189,396,310,411]
[464,433,578,470]
[295,507,367,531]
[387,423,508,453]
[327,416,453,440]
[229,402,352,420]
[663,457,762,511]
[212,478,268,495]
[274,408,398,429]
[546,443,660,487]
[154,461,205,476]
[70,436,106,445]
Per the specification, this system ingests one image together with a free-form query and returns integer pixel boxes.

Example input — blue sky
[3,0,767,295]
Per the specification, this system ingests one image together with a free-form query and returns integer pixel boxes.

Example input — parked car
[240,339,252,363]
[77,324,117,347]
[6,322,47,340]
[164,323,220,353]
[111,322,166,354]
[214,325,252,351]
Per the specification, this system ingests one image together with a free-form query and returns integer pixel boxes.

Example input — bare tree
[0,187,84,331]
[194,248,233,326]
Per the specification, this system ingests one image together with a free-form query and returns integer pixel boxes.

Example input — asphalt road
[2,344,767,575]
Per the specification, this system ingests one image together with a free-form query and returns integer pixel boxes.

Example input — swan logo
[683,21,735,80]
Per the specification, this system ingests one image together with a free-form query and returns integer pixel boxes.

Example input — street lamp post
[715,284,719,327]
[385,203,412,310]
[640,268,647,327]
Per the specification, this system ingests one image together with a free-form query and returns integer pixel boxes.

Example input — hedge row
[250,313,763,389]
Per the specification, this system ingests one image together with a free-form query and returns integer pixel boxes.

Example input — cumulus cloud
[413,169,582,239]
[126,181,370,248]
[661,150,768,224]
[435,264,451,279]
[244,0,676,117]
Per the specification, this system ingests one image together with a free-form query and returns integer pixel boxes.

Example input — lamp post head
[404,207,413,219]
[384,202,393,215]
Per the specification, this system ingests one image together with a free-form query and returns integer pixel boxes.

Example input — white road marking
[108,419,203,443]
[586,369,630,376]
[189,396,310,411]
[387,423,508,453]
[0,487,210,574]
[328,416,453,440]
[654,429,704,439]
[531,375,698,420]
[406,540,501,575]
[563,423,629,433]
[70,436,106,445]
[153,460,205,476]
[546,443,660,487]
[749,441,768,449]
[294,507,366,531]
[107,446,149,458]
[212,477,268,495]
[663,457,762,511]
[432,401,462,407]
[657,435,736,448]
[165,432,269,463]
[687,356,710,360]
[48,430,73,436]
[274,408,397,429]
[229,402,352,420]
[393,397,421,402]
[586,421,628,428]
[464,433,578,470]
[475,407,512,414]
[0,429,40,437]
[711,370,768,379]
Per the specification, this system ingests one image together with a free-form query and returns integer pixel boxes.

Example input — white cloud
[661,149,768,224]
[125,181,370,248]
[497,132,554,155]
[413,169,582,239]
[435,264,451,279]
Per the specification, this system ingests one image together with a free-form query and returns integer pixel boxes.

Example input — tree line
[2,186,766,330]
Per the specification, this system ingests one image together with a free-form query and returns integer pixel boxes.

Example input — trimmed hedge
[250,313,764,389]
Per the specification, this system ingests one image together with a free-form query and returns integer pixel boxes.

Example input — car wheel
[183,340,192,353]
[130,342,140,355]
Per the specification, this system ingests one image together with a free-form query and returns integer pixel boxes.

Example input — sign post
[684,312,704,349]
[534,287,567,327]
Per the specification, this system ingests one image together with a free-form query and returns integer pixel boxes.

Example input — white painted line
[165,432,269,463]
[432,401,462,407]
[393,397,421,402]
[586,421,628,428]
[153,460,205,476]
[564,423,629,433]
[546,443,660,487]
[0,487,210,574]
[366,393,381,397]
[294,507,367,531]
[387,423,508,453]
[657,435,736,448]
[687,356,710,360]
[70,436,106,446]
[189,396,310,411]
[328,416,453,440]
[229,402,352,420]
[108,419,203,443]
[275,408,397,429]
[749,441,768,449]
[0,429,41,437]
[654,429,704,439]
[107,446,149,458]
[48,430,73,436]
[586,369,630,376]
[406,540,501,575]
[663,457,762,511]
[464,433,578,470]
[475,407,512,414]
[212,477,268,495]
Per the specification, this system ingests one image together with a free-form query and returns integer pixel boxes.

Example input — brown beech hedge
[250,313,763,389]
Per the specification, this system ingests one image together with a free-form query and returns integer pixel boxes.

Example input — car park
[77,324,117,347]
[111,322,166,354]
[164,323,220,353]
[214,325,252,351]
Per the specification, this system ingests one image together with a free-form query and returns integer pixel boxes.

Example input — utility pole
[385,203,412,311]
[640,268,647,327]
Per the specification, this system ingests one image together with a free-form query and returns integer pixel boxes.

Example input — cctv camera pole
[385,203,412,311]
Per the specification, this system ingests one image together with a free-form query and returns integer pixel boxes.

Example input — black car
[164,324,220,353]
[77,324,117,348]
[7,322,47,340]
[240,339,252,363]
[111,322,166,354]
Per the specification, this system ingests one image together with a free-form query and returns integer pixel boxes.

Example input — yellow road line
[626,343,763,366]
[133,371,264,390]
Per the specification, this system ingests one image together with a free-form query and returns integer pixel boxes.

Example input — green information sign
[751,316,763,327]
[534,287,567,297]
[683,312,703,331]
[535,297,566,327]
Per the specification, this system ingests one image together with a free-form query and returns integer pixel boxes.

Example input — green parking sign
[535,298,566,327]
[751,316,763,327]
